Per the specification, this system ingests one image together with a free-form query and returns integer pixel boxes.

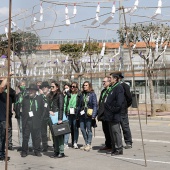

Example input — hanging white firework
[102,2,115,25]
[73,3,77,15]
[5,26,8,38]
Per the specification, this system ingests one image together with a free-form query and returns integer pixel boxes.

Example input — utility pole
[5,0,12,169]
[119,0,124,72]
[88,37,92,84]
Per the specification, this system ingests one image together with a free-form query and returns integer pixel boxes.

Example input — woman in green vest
[64,82,81,149]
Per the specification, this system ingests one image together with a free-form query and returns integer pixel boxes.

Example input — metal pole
[119,0,124,72]
[5,0,12,169]
[89,37,92,84]
[122,6,147,167]
[144,59,148,125]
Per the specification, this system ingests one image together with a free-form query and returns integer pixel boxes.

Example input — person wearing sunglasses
[78,81,98,151]
[62,83,74,149]
[64,82,81,149]
[48,81,65,158]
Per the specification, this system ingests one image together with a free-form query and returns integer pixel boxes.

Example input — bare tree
[118,23,170,116]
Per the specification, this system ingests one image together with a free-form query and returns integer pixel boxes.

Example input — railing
[41,39,116,45]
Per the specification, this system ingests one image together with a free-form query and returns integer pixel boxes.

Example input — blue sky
[0,0,170,42]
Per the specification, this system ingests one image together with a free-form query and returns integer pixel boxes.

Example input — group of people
[0,71,132,161]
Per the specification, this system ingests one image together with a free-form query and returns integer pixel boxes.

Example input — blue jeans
[64,115,79,145]
[17,117,32,147]
[0,121,6,157]
[79,117,92,145]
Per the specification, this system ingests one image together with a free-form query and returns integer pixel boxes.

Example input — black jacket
[41,94,50,121]
[48,92,64,121]
[97,88,107,121]
[104,83,125,123]
[120,82,132,108]
[14,90,27,119]
[22,95,44,129]
[0,87,15,121]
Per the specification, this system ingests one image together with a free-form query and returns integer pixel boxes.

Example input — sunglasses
[71,86,76,88]
[83,85,88,86]
[50,86,55,88]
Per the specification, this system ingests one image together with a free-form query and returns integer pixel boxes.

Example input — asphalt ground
[0,114,170,170]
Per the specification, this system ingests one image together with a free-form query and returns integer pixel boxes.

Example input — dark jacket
[104,83,125,123]
[22,94,44,129]
[0,87,15,121]
[48,92,64,121]
[0,93,6,121]
[78,91,98,118]
[14,90,27,119]
[120,82,132,108]
[97,88,107,121]
[41,94,50,121]
[64,90,81,117]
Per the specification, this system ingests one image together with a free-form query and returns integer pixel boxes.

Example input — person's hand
[49,111,55,116]
[58,120,62,124]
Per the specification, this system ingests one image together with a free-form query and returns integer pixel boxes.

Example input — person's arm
[0,78,7,93]
[92,93,98,118]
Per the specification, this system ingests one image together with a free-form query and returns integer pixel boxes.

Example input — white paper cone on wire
[100,42,106,56]
[65,5,68,15]
[5,26,8,38]
[96,3,100,13]
[73,4,77,15]
[91,13,99,25]
[102,15,114,25]
[65,15,70,26]
[40,14,43,22]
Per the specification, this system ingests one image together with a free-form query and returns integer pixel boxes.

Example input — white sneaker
[80,145,86,150]
[64,144,69,149]
[73,143,78,149]
[84,144,91,151]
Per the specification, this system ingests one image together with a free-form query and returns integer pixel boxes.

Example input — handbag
[50,112,67,125]
[52,121,71,136]
[87,108,93,116]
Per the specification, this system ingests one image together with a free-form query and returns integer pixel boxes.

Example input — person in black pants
[8,87,16,150]
[21,84,44,157]
[0,78,10,161]
[39,81,50,152]
[98,77,112,150]
[112,71,133,149]
[104,73,124,156]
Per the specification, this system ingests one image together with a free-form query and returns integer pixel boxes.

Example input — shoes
[17,147,22,152]
[21,152,27,158]
[99,146,111,151]
[8,146,13,150]
[124,144,132,149]
[64,144,69,149]
[34,152,42,157]
[57,153,65,158]
[84,144,91,151]
[73,143,78,149]
[80,145,86,150]
[50,152,59,158]
[0,156,10,161]
[111,150,123,156]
